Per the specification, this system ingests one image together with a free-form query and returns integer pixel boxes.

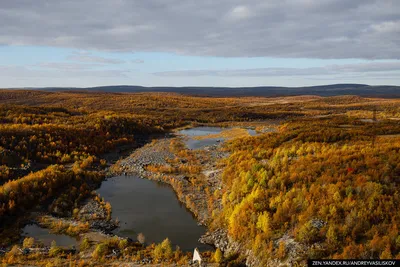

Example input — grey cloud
[153,61,400,77]
[0,0,399,59]
[67,53,125,64]
[38,62,101,70]
[132,59,145,64]
[0,65,129,78]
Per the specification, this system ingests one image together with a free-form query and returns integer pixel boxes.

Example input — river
[96,175,210,251]
[22,126,258,251]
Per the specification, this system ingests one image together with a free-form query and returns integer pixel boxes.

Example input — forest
[210,116,400,264]
[0,90,399,266]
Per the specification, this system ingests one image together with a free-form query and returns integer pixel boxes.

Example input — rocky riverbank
[112,137,229,220]
[108,132,265,266]
[111,138,175,179]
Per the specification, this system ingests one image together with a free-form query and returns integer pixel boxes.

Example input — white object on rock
[193,248,202,265]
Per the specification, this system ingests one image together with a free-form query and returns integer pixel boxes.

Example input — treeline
[1,235,216,266]
[1,91,400,133]
[0,106,167,166]
[0,162,104,247]
[211,117,400,263]
[0,164,103,218]
[5,90,400,125]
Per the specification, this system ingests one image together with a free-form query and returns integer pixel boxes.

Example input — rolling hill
[23,84,400,97]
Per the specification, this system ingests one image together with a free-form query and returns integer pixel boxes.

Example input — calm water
[247,129,257,136]
[96,176,210,251]
[178,127,227,149]
[178,126,259,149]
[22,224,78,248]
[178,127,226,137]
[185,137,224,150]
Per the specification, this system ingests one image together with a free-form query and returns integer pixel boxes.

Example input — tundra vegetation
[211,117,400,264]
[0,90,399,265]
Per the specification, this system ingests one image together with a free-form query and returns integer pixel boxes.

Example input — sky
[0,0,399,88]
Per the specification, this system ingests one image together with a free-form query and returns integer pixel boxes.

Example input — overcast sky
[0,0,399,87]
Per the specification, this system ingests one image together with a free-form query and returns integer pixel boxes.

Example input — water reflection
[178,126,260,149]
[96,176,210,251]
[22,224,78,248]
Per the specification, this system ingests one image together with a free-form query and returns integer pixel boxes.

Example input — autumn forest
[0,90,399,266]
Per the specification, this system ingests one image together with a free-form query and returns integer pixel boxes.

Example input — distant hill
[14,84,400,97]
